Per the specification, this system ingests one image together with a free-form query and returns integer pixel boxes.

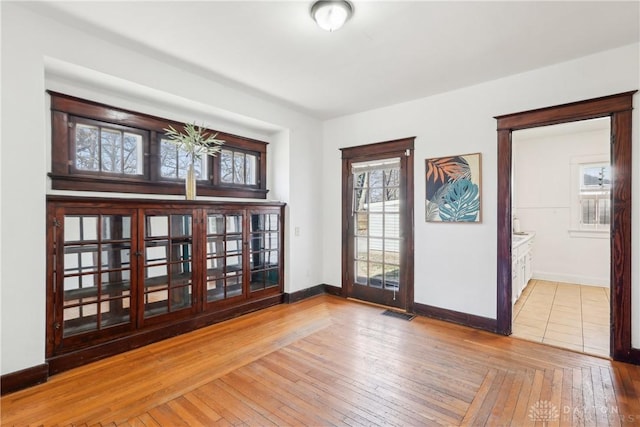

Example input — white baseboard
[532,271,609,288]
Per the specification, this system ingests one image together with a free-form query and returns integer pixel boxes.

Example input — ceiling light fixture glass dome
[311,0,353,32]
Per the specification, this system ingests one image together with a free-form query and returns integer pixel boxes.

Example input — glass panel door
[204,212,244,303]
[249,212,280,292]
[143,213,194,319]
[60,213,134,339]
[352,158,401,294]
[342,142,413,311]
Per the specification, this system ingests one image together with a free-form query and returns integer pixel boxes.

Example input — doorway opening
[495,91,636,363]
[341,138,415,311]
[510,118,611,357]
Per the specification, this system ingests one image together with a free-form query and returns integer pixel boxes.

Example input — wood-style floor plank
[2,295,640,426]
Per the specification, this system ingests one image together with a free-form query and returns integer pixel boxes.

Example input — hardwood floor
[2,295,639,426]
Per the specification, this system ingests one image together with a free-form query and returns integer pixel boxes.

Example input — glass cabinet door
[249,212,281,292]
[205,212,244,303]
[143,212,195,319]
[58,212,135,340]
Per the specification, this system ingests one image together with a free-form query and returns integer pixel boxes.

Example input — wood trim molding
[495,91,637,363]
[413,302,498,333]
[284,285,327,304]
[1,364,49,396]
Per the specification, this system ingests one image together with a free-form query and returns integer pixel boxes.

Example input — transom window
[159,138,208,180]
[73,120,144,175]
[50,91,268,199]
[220,149,258,185]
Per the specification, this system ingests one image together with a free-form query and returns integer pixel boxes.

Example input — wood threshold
[2,295,639,425]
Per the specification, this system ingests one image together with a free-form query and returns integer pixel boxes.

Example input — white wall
[322,44,639,346]
[0,2,323,375]
[513,124,610,287]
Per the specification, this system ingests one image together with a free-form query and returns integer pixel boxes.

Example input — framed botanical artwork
[425,152,481,222]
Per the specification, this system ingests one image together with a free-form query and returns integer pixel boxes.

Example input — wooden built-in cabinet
[46,196,285,374]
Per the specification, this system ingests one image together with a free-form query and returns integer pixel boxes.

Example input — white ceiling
[35,1,640,120]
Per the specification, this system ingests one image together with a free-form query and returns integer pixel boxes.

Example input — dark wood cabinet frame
[495,91,638,364]
[46,196,285,374]
[48,92,269,199]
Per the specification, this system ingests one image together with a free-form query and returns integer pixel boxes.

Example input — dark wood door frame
[495,91,637,363]
[341,137,415,312]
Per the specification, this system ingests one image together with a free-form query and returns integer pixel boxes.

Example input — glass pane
[234,152,245,184]
[267,250,279,266]
[369,214,383,237]
[599,199,610,224]
[355,261,367,285]
[207,237,224,256]
[226,275,243,297]
[145,241,168,264]
[206,278,225,302]
[227,255,242,271]
[226,215,242,233]
[102,216,131,240]
[100,299,130,328]
[251,214,266,232]
[146,216,168,237]
[369,188,383,206]
[265,269,279,288]
[64,245,99,274]
[384,239,400,264]
[102,271,131,292]
[369,170,383,188]
[384,188,399,212]
[355,237,368,261]
[384,169,400,187]
[250,271,264,292]
[355,213,368,236]
[226,237,242,255]
[122,133,143,175]
[207,215,225,234]
[101,129,122,173]
[170,286,192,311]
[160,140,179,178]
[246,154,257,185]
[207,257,224,274]
[221,149,233,183]
[144,289,168,317]
[266,232,278,250]
[384,266,399,290]
[172,242,192,262]
[145,265,167,281]
[75,124,99,171]
[268,214,279,231]
[354,187,368,212]
[170,215,192,237]
[170,263,192,285]
[63,216,98,242]
[369,262,383,288]
[250,234,264,252]
[63,304,98,337]
[250,252,265,270]
[101,243,131,270]
[384,214,400,238]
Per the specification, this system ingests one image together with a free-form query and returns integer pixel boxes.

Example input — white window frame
[569,154,611,238]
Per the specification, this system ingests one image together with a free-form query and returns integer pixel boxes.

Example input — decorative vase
[185,162,196,200]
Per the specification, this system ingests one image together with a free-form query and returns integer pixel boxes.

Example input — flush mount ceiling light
[311,0,353,32]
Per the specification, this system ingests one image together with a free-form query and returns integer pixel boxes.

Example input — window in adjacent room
[579,162,611,230]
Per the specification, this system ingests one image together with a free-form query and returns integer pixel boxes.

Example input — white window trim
[569,154,610,239]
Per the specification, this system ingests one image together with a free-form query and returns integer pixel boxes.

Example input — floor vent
[381,310,415,321]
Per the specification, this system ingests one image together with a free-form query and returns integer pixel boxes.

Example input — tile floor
[512,279,610,358]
